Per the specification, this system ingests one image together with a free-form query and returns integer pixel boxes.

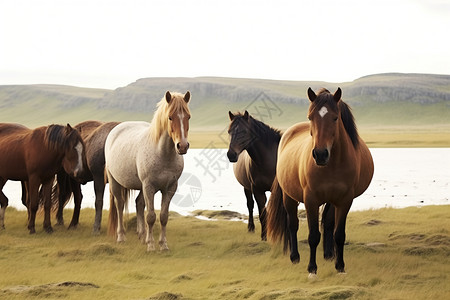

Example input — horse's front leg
[42,180,53,233]
[244,188,255,232]
[252,187,267,241]
[0,178,8,229]
[92,174,106,234]
[143,184,157,251]
[27,178,40,234]
[284,194,300,263]
[135,191,146,242]
[68,180,82,229]
[334,200,352,273]
[159,182,177,251]
[304,198,321,277]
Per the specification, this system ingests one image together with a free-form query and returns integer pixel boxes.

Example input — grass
[1,206,449,299]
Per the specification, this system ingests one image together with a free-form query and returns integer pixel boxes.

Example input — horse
[0,123,87,233]
[106,91,191,251]
[266,87,374,276]
[55,120,120,233]
[226,110,282,240]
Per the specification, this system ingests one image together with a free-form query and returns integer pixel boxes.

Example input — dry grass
[0,206,449,299]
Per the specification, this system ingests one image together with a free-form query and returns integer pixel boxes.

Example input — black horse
[227,111,282,240]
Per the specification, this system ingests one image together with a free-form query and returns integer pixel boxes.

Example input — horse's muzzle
[227,150,238,163]
[312,148,329,166]
[176,142,189,155]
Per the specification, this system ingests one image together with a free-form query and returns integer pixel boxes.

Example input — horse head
[227,110,253,163]
[166,91,191,155]
[307,87,342,166]
[61,124,89,182]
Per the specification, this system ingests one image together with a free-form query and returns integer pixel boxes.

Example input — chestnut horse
[0,123,86,233]
[106,91,191,251]
[227,111,282,240]
[267,88,374,276]
[55,120,120,233]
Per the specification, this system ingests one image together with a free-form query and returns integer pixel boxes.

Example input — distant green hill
[1,73,449,147]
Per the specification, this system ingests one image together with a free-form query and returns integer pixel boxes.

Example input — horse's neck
[332,123,355,161]
[156,130,178,157]
[246,138,277,168]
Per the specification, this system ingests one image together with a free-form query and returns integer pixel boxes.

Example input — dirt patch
[147,291,183,300]
[2,281,99,297]
[365,219,382,226]
[193,210,246,220]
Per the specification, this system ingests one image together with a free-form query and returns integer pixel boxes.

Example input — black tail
[266,177,290,253]
[321,202,336,260]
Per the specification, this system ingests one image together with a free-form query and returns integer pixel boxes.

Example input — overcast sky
[1,0,449,89]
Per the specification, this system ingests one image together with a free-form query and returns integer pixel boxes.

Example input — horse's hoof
[117,234,126,243]
[308,273,318,280]
[92,229,100,236]
[159,243,169,251]
[45,227,54,234]
[248,224,255,232]
[68,224,78,230]
[337,271,347,276]
[147,244,156,252]
[290,253,300,264]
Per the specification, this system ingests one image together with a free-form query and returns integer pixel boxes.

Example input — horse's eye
[334,117,338,122]
[169,117,172,121]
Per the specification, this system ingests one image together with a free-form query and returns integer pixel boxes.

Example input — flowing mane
[309,88,359,148]
[44,124,79,153]
[149,92,190,143]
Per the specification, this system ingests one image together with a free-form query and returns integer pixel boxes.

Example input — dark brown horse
[227,111,282,240]
[55,121,120,233]
[0,123,87,233]
[267,88,374,276]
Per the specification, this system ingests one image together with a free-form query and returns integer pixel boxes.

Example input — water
[4,148,449,215]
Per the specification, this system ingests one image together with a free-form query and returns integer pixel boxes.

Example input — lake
[4,148,449,215]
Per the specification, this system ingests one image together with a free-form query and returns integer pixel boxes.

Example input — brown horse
[267,88,374,276]
[55,120,120,233]
[0,123,87,233]
[227,111,282,240]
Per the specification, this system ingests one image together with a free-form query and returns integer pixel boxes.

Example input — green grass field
[1,206,449,299]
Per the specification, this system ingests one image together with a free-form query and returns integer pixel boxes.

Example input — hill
[1,73,449,147]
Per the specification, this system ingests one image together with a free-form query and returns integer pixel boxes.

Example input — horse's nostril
[187,142,190,149]
[176,143,180,149]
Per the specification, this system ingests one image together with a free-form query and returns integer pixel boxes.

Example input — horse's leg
[143,184,157,251]
[109,175,126,242]
[42,180,53,233]
[304,198,321,276]
[253,187,267,241]
[322,203,335,260]
[135,191,146,242]
[284,193,300,264]
[21,181,27,207]
[334,201,352,273]
[0,179,8,229]
[27,178,40,234]
[159,183,176,251]
[68,180,82,229]
[244,188,255,232]
[92,174,105,234]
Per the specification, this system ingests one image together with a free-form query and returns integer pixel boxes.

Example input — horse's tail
[54,171,73,212]
[107,170,130,238]
[107,187,118,237]
[266,176,290,253]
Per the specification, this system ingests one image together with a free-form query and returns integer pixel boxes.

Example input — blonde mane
[149,92,190,143]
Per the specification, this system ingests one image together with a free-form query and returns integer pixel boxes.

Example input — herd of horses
[0,88,373,276]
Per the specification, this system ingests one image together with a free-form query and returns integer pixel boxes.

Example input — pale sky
[1,0,449,89]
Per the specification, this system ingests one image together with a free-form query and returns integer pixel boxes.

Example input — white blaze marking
[178,112,185,140]
[319,106,328,118]
[75,142,83,174]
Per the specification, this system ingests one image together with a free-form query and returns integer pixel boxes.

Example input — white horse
[105,91,191,251]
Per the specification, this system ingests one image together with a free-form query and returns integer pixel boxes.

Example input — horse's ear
[228,111,235,121]
[66,123,73,131]
[307,87,317,102]
[165,91,172,103]
[243,110,249,120]
[184,91,190,103]
[334,87,342,103]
